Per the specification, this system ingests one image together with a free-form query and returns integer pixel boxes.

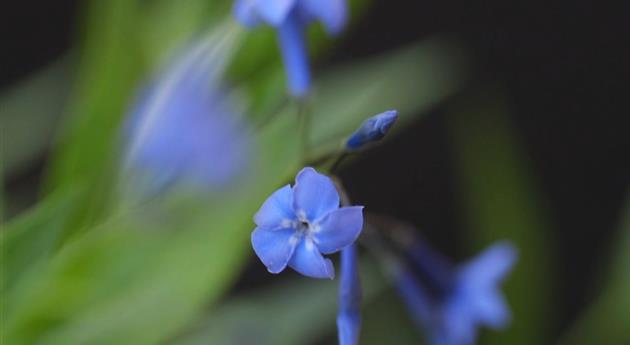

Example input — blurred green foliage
[0,58,73,180]
[558,196,630,345]
[0,0,466,344]
[175,258,386,345]
[1,0,628,344]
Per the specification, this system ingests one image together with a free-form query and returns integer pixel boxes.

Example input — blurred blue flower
[233,0,348,96]
[337,244,362,345]
[124,38,250,194]
[394,240,517,345]
[251,167,363,279]
[345,110,398,150]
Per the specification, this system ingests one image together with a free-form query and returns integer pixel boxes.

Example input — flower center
[297,220,310,233]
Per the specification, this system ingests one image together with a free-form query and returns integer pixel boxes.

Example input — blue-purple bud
[345,110,398,150]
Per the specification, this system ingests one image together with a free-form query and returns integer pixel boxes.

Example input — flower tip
[460,240,519,289]
[382,109,399,119]
[376,110,398,131]
[266,266,283,274]
[325,259,336,280]
[489,240,519,267]
[298,166,317,175]
[303,265,335,280]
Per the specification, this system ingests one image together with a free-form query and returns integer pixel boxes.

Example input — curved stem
[329,152,349,174]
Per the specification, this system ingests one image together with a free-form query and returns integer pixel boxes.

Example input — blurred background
[1,1,628,344]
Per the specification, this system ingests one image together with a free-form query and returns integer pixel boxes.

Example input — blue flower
[233,0,348,96]
[233,0,347,35]
[394,240,517,345]
[337,244,362,345]
[124,38,250,194]
[251,167,363,279]
[345,110,398,151]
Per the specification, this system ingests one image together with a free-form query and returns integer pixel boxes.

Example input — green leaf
[44,3,246,242]
[360,289,421,345]
[174,260,386,345]
[557,196,630,345]
[0,189,80,297]
[42,0,147,238]
[0,57,73,179]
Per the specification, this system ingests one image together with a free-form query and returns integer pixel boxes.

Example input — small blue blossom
[337,244,362,345]
[345,110,398,151]
[394,240,517,345]
[123,39,250,194]
[251,167,363,279]
[233,0,348,96]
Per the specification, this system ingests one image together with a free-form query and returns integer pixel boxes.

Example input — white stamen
[289,235,299,246]
[305,239,316,251]
[297,210,308,222]
[280,219,293,228]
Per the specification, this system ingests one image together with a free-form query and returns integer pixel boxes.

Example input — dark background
[2,0,628,342]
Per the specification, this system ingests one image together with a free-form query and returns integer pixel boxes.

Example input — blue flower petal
[437,306,477,345]
[233,0,262,27]
[292,167,340,222]
[313,206,363,254]
[460,241,517,287]
[288,237,334,279]
[456,241,517,330]
[472,291,510,328]
[251,227,298,273]
[257,0,296,26]
[302,0,347,34]
[254,184,295,229]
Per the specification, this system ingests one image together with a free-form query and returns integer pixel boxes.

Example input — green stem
[329,152,349,174]
[297,100,310,161]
